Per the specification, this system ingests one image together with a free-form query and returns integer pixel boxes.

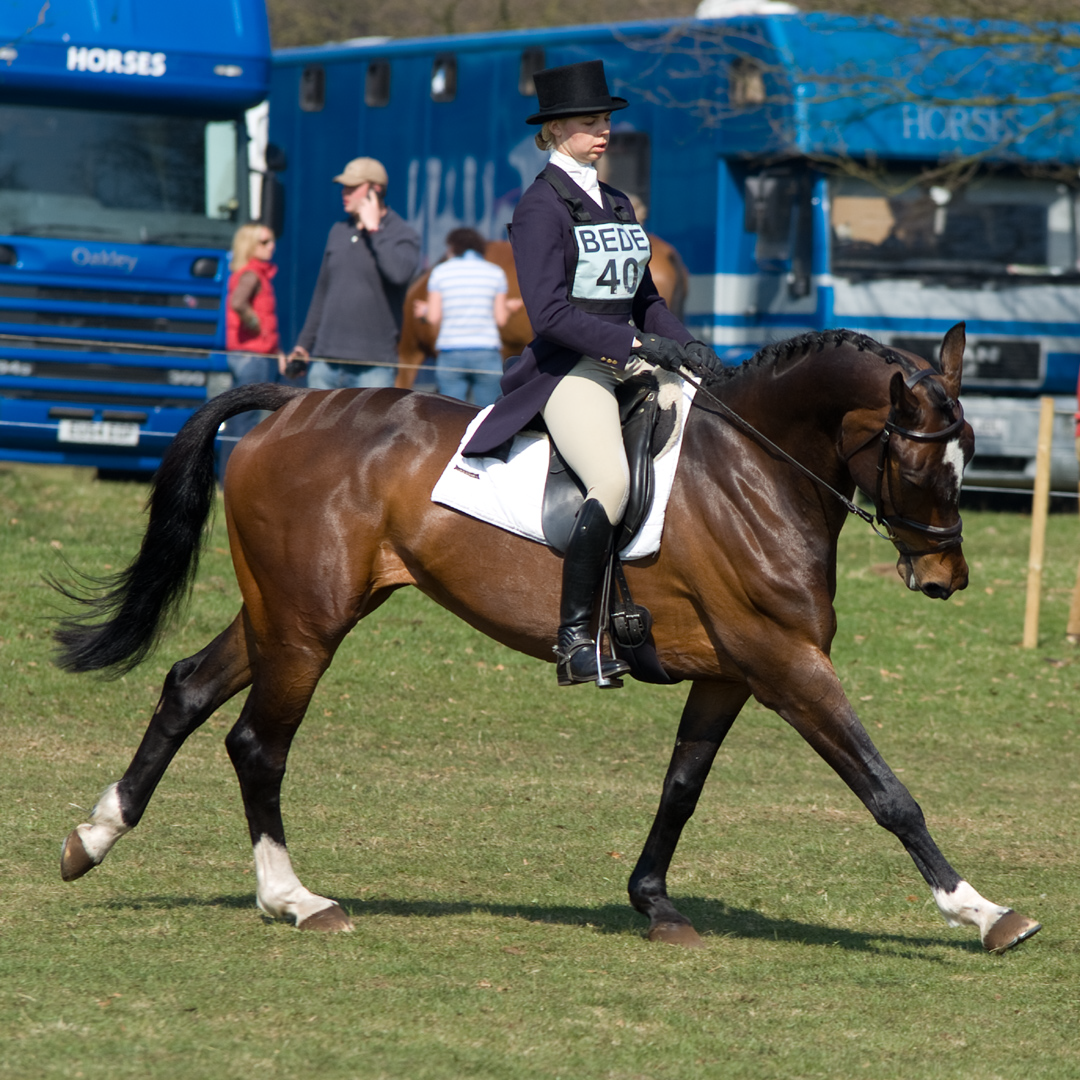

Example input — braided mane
[702,328,925,387]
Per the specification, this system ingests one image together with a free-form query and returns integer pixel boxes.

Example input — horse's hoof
[297,904,354,933]
[983,910,1041,954]
[60,830,96,882]
[648,921,705,948]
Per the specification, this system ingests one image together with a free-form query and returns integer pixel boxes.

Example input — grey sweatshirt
[295,210,421,364]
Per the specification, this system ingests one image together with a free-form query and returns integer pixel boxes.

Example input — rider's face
[550,113,611,165]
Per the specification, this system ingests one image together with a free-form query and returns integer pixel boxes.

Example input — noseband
[681,360,965,559]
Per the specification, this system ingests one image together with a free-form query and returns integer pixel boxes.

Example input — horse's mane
[703,328,926,388]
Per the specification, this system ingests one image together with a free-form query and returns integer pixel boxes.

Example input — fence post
[1069,463,1080,644]
[1022,396,1055,648]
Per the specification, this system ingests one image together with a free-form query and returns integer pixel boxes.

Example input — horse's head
[846,323,973,600]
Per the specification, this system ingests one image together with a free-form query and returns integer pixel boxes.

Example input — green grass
[1,463,1078,1079]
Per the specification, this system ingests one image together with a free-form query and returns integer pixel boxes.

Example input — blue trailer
[269,13,1080,491]
[0,0,270,475]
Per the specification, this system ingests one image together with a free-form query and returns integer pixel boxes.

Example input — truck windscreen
[830,172,1080,279]
[0,104,241,249]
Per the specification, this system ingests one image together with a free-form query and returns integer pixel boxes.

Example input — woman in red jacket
[221,223,287,475]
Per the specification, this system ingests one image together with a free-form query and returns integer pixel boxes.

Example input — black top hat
[526,60,629,125]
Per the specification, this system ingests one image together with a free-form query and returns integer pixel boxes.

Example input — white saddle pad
[431,377,697,560]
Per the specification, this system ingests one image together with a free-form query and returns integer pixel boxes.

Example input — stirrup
[555,637,629,688]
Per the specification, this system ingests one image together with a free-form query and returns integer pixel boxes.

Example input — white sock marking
[73,783,130,863]
[932,880,1011,940]
[252,836,342,927]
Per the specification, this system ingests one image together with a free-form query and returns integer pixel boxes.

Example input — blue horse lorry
[0,0,270,475]
[269,14,1080,492]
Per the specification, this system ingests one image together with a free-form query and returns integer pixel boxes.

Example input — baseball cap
[333,157,389,187]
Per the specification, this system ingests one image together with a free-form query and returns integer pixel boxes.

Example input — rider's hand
[631,334,689,373]
[685,340,724,375]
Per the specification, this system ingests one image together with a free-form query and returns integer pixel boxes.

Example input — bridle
[842,366,966,556]
[680,359,966,558]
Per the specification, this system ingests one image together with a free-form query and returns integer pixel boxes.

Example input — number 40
[596,258,640,294]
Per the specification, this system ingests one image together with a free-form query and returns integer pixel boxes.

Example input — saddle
[540,372,675,554]
[540,372,676,658]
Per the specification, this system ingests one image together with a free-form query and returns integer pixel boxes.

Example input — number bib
[570,222,651,311]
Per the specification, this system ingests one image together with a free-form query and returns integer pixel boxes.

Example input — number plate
[57,420,140,447]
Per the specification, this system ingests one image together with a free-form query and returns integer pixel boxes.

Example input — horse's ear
[889,369,920,419]
[938,322,965,399]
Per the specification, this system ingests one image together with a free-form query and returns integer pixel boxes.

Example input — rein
[677,358,965,557]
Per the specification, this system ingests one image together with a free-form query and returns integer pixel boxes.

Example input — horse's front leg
[751,646,1040,954]
[61,615,252,881]
[628,680,750,947]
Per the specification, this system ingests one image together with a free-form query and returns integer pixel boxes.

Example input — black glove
[631,334,688,373]
[684,340,724,376]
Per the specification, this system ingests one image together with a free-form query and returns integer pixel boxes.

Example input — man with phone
[288,157,421,389]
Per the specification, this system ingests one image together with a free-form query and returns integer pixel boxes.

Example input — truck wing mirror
[264,142,287,173]
[744,173,795,244]
[260,173,285,237]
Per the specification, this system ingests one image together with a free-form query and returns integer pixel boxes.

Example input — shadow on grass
[97,892,980,958]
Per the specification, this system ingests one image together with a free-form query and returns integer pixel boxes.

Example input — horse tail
[52,382,307,676]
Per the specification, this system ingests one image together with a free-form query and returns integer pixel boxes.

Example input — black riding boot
[555,498,632,687]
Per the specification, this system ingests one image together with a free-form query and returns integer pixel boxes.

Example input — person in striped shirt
[417,228,521,407]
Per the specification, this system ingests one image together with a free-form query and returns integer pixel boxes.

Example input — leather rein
[677,359,966,558]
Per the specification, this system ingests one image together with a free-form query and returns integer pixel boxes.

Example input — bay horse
[54,323,1041,954]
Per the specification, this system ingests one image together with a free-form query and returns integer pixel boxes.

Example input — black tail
[52,382,307,676]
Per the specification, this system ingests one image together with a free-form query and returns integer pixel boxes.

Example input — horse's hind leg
[61,614,253,881]
[223,640,354,932]
[628,680,751,947]
[755,650,1040,954]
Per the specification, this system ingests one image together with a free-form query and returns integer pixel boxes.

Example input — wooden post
[1069,462,1080,644]
[1023,396,1055,648]
[1068,550,1080,645]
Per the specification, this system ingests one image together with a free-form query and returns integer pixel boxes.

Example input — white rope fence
[0,330,484,376]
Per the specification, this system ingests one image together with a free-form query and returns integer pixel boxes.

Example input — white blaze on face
[252,836,345,927]
[932,879,1011,938]
[73,783,130,863]
[942,437,965,501]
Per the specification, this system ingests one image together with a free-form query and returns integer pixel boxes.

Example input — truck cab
[0,0,270,475]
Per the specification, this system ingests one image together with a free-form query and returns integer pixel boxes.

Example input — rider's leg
[541,360,631,686]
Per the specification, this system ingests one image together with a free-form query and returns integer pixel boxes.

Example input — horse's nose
[921,580,953,600]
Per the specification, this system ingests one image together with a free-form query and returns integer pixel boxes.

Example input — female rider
[463,60,718,687]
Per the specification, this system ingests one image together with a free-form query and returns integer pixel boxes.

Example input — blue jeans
[435,348,503,408]
[307,360,396,391]
[220,352,281,480]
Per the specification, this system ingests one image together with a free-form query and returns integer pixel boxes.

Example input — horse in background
[394,234,690,391]
[395,240,530,391]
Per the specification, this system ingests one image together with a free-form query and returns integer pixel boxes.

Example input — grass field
[1,463,1078,1079]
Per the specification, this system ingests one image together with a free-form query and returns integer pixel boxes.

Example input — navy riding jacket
[462,165,692,459]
